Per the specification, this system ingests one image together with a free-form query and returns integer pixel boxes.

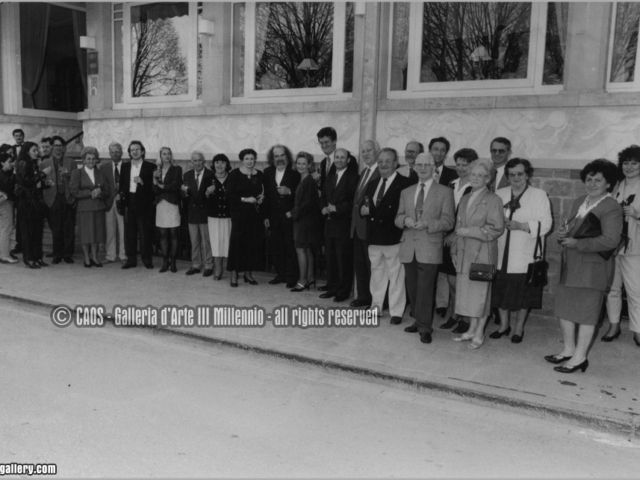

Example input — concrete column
[357,3,381,161]
[562,3,612,93]
[201,2,231,106]
[0,3,21,115]
[86,3,113,111]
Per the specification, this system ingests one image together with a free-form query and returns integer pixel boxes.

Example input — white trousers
[0,200,13,259]
[606,254,640,333]
[368,243,406,317]
[105,201,126,261]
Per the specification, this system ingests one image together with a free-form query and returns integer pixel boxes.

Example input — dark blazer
[319,153,358,192]
[263,165,301,226]
[350,165,380,239]
[437,165,458,187]
[490,169,510,192]
[119,160,156,213]
[560,196,623,292]
[98,159,123,211]
[69,167,109,212]
[183,167,214,224]
[41,155,75,208]
[207,176,231,218]
[362,173,412,246]
[0,170,16,202]
[320,168,359,238]
[153,164,183,206]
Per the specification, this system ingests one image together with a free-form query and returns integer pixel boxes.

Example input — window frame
[119,1,200,106]
[387,2,563,99]
[231,1,353,104]
[606,1,640,92]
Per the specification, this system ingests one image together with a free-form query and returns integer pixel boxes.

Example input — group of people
[1,127,638,374]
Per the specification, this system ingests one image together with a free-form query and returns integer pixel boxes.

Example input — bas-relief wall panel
[377,106,640,165]
[0,123,82,153]
[83,113,361,159]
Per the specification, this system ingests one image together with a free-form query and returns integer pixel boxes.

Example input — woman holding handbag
[451,159,505,349]
[604,146,640,346]
[490,158,552,343]
[549,159,622,373]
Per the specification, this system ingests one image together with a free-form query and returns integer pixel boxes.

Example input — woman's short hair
[295,151,316,174]
[505,157,534,178]
[473,158,495,178]
[81,146,99,160]
[159,147,173,164]
[453,148,478,164]
[239,148,258,161]
[580,159,618,191]
[617,144,640,171]
[212,153,232,172]
[18,142,39,162]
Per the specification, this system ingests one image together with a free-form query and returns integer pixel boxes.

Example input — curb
[7,292,639,439]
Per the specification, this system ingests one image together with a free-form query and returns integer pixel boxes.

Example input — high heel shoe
[305,279,316,289]
[36,260,49,267]
[554,359,589,374]
[544,354,572,364]
[214,273,222,280]
[453,332,475,342]
[170,258,178,273]
[243,274,258,285]
[230,273,238,288]
[468,336,485,349]
[634,335,640,347]
[25,262,40,269]
[489,326,511,339]
[601,328,621,342]
[159,257,169,273]
[90,259,103,268]
[291,282,308,293]
[511,332,524,344]
[84,261,91,268]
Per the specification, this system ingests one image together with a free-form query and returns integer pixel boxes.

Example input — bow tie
[504,198,521,212]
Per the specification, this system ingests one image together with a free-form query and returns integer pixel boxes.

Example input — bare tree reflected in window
[131,4,189,97]
[610,2,640,83]
[255,2,334,90]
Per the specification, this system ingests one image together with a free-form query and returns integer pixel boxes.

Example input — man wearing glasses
[41,136,77,264]
[489,137,512,191]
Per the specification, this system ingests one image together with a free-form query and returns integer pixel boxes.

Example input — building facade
[1,2,638,319]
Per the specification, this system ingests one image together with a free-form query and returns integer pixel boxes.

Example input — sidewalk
[2,258,639,437]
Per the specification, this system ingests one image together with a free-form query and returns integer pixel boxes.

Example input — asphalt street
[1,301,639,478]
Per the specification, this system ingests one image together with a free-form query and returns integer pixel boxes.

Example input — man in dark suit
[315,126,358,193]
[397,141,423,185]
[360,148,412,324]
[11,129,25,161]
[349,139,380,308]
[41,136,76,264]
[395,153,455,344]
[264,144,301,288]
[489,137,512,191]
[100,141,127,264]
[9,129,26,257]
[320,148,359,302]
[119,140,156,269]
[429,137,458,187]
[182,151,214,277]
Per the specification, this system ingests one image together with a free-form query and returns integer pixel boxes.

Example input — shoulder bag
[525,222,548,287]
[469,233,496,282]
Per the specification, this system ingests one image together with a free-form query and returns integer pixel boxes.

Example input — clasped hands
[322,203,337,216]
[403,217,428,231]
[244,194,264,205]
[90,187,102,199]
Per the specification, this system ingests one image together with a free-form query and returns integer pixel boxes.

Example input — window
[114,2,202,105]
[20,3,87,113]
[232,2,354,101]
[608,2,640,91]
[389,2,567,97]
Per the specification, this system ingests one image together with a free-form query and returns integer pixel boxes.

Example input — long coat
[69,167,109,212]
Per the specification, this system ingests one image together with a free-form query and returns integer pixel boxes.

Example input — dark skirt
[78,210,106,244]
[227,214,265,272]
[17,198,45,262]
[491,271,543,311]
[554,284,604,325]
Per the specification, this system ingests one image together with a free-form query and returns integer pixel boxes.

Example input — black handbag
[526,222,548,287]
[572,212,616,260]
[469,237,496,282]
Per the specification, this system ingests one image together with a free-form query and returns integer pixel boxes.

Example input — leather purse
[469,235,496,282]
[573,212,616,260]
[526,222,548,287]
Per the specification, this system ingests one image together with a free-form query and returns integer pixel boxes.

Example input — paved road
[1,301,639,478]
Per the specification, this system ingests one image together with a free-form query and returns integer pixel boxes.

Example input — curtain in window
[390,3,410,91]
[132,3,188,23]
[20,3,51,107]
[554,3,568,55]
[72,10,88,97]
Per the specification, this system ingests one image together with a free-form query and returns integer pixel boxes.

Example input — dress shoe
[601,328,621,342]
[304,279,316,289]
[290,283,308,293]
[635,335,640,347]
[25,262,40,269]
[170,258,178,273]
[544,354,572,364]
[420,332,432,344]
[453,332,475,342]
[554,359,589,373]
[511,333,524,344]
[214,274,222,280]
[90,259,103,268]
[203,269,213,278]
[468,336,485,349]
[452,321,470,334]
[36,260,49,267]
[489,326,511,339]
[435,307,447,318]
[230,278,238,288]
[243,274,258,285]
[11,249,22,256]
[268,277,285,285]
[51,257,62,265]
[334,294,349,302]
[103,258,116,264]
[0,257,18,264]
[390,316,402,325]
[63,257,74,264]
[349,299,372,308]
[84,261,91,268]
[9,252,18,260]
[318,284,330,292]
[143,262,153,269]
[185,268,201,276]
[121,262,136,269]
[159,258,169,273]
[404,325,418,333]
[439,317,458,330]
[286,281,297,289]
[319,291,336,299]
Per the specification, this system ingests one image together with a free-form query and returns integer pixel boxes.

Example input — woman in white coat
[604,145,640,346]
[490,158,552,343]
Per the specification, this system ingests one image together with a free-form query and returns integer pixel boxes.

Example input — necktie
[416,183,425,221]
[326,157,332,175]
[409,168,418,183]
[358,168,370,194]
[375,178,387,207]
[196,172,201,189]
[114,164,120,190]
[434,167,441,183]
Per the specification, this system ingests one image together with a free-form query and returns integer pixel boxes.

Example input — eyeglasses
[53,144,64,148]
[415,164,434,169]
[490,149,507,154]
[508,172,526,178]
